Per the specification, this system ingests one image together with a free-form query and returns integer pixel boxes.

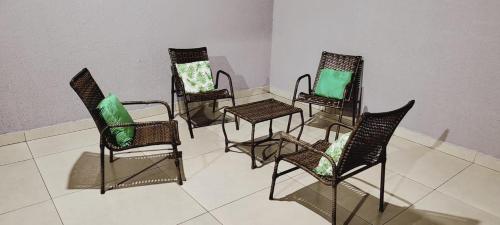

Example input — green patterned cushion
[313,132,351,176]
[98,94,135,147]
[175,60,215,94]
[314,68,352,100]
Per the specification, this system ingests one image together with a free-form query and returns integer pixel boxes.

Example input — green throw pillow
[98,94,135,147]
[313,132,351,176]
[175,60,215,94]
[314,68,353,100]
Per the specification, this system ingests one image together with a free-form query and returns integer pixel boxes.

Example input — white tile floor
[1,93,500,225]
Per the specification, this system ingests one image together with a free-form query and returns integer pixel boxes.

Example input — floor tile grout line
[392,134,477,163]
[174,156,295,224]
[28,142,98,159]
[383,162,474,225]
[0,157,33,167]
[381,186,434,225]
[433,162,473,191]
[24,127,97,143]
[206,175,294,212]
[432,188,500,219]
[0,141,28,148]
[177,184,224,225]
[24,132,66,225]
[176,212,221,225]
[0,199,49,217]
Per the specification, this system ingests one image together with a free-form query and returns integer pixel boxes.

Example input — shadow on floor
[67,150,185,191]
[230,114,351,168]
[177,103,235,128]
[229,133,297,168]
[275,180,480,225]
[290,112,354,135]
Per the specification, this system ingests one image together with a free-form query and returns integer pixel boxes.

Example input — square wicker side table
[222,98,304,169]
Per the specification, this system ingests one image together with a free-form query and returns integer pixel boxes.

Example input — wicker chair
[269,100,415,225]
[169,47,238,138]
[291,51,363,127]
[70,68,182,194]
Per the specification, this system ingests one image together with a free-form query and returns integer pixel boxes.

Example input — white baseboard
[394,127,478,162]
[0,131,25,146]
[270,86,500,172]
[0,86,269,145]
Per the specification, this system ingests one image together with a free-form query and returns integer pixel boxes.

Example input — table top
[225,98,302,124]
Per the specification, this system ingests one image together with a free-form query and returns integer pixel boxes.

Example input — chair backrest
[168,47,210,94]
[337,100,415,176]
[312,51,363,102]
[69,68,107,133]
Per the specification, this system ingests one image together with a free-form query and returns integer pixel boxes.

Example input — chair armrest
[278,132,337,170]
[215,70,235,97]
[293,74,311,101]
[325,122,354,142]
[121,100,173,119]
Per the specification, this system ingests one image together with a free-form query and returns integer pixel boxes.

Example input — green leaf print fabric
[175,60,215,93]
[313,132,352,176]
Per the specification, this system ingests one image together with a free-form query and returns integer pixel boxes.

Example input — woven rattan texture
[337,101,414,175]
[296,93,343,108]
[296,51,363,107]
[104,121,181,151]
[225,99,302,124]
[283,139,333,182]
[69,68,107,132]
[280,100,414,183]
[70,68,180,151]
[185,89,231,102]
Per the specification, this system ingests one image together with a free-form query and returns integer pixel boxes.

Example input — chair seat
[282,139,334,183]
[295,92,344,108]
[185,89,231,102]
[105,121,181,151]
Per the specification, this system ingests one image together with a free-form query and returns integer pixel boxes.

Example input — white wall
[270,0,500,157]
[0,0,273,134]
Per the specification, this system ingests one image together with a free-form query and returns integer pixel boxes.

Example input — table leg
[222,110,230,152]
[251,124,256,169]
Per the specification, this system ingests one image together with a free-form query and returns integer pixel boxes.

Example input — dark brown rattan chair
[291,51,363,127]
[70,68,182,194]
[269,100,415,225]
[169,47,238,138]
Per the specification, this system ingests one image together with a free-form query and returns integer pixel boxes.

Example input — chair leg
[100,144,105,194]
[171,77,176,116]
[221,110,230,152]
[269,160,280,200]
[109,150,114,163]
[231,96,239,130]
[379,162,386,212]
[336,106,345,135]
[212,99,217,112]
[309,103,312,117]
[352,101,357,127]
[184,101,194,138]
[173,144,183,185]
[286,115,292,133]
[332,183,337,225]
[250,124,256,169]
